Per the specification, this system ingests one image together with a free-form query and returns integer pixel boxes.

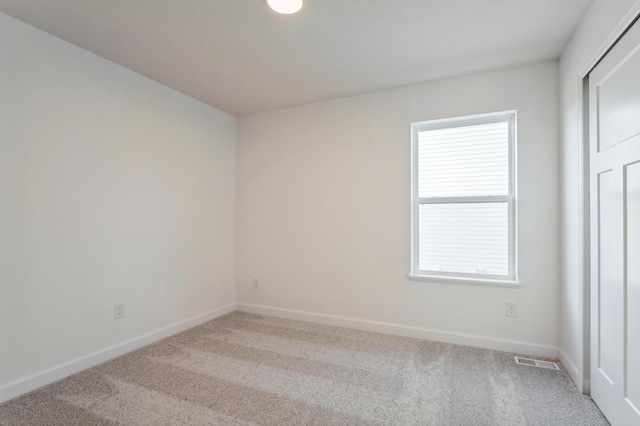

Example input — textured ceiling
[0,0,592,116]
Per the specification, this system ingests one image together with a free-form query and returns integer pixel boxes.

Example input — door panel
[596,170,622,386]
[626,161,640,416]
[589,15,640,426]
[598,48,640,152]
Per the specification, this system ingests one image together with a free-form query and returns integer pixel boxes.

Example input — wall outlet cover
[506,302,518,318]
[114,303,125,319]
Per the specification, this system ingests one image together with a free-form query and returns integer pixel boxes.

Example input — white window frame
[409,111,518,286]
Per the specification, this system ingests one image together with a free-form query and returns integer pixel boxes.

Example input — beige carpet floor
[0,311,608,425]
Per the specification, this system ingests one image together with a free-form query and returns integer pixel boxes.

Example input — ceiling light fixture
[265,0,303,14]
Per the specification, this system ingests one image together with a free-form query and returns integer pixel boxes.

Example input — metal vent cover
[514,356,560,370]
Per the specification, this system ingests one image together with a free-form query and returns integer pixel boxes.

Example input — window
[410,111,517,284]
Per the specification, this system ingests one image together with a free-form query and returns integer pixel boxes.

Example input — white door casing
[589,17,640,426]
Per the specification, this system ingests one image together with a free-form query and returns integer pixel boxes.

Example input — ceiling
[0,0,592,116]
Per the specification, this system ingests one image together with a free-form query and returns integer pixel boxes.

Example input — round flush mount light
[265,0,303,14]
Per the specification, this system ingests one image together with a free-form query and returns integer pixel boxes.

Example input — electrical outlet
[253,278,260,289]
[114,303,125,319]
[506,302,518,318]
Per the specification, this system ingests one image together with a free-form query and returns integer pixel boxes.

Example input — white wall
[0,13,236,400]
[558,0,639,391]
[237,61,560,356]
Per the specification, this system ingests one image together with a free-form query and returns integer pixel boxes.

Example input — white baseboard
[0,303,236,404]
[559,348,581,388]
[237,303,559,359]
[559,348,585,393]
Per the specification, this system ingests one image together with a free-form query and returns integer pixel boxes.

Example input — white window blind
[411,112,516,282]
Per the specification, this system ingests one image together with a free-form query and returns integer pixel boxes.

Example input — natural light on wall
[410,112,516,283]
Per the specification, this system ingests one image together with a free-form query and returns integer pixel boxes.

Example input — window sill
[407,273,521,288]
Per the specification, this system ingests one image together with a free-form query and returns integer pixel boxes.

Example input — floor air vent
[514,356,560,370]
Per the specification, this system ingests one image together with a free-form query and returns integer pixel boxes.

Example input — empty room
[1,0,639,424]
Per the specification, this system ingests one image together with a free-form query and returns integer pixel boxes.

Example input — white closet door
[589,16,640,426]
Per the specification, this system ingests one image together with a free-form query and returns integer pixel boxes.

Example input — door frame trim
[580,2,640,79]
[578,0,640,394]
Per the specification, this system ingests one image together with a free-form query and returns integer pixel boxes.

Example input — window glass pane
[418,202,509,276]
[418,122,509,197]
